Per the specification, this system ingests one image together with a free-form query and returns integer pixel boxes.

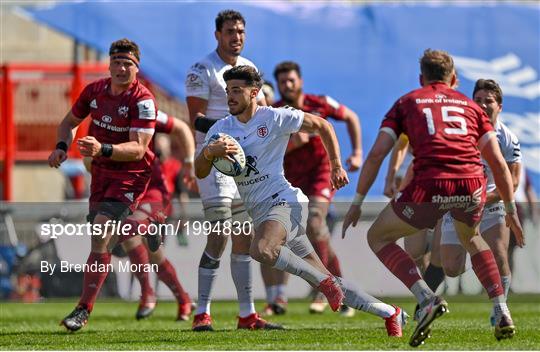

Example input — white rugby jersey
[205,106,305,207]
[483,120,521,193]
[185,51,264,144]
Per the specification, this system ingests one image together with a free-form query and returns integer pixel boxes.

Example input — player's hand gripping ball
[209,133,246,176]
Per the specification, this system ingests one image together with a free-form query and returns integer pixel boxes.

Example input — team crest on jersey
[118,105,129,118]
[257,124,268,138]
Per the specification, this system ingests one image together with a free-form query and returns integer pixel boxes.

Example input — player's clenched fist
[330,166,349,190]
[341,204,361,239]
[77,136,102,157]
[48,149,67,168]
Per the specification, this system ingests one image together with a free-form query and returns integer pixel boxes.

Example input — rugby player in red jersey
[113,111,196,321]
[261,61,363,316]
[48,38,158,332]
[342,49,524,346]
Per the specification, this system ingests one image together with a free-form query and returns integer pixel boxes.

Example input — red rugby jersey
[71,78,157,173]
[381,82,494,179]
[275,94,346,171]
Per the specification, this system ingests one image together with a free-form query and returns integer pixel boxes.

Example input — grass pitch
[1,294,539,350]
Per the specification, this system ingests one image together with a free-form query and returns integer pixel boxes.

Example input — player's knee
[199,251,220,269]
[307,208,326,236]
[205,225,230,255]
[366,227,382,251]
[231,232,252,253]
[442,262,463,278]
[250,240,278,265]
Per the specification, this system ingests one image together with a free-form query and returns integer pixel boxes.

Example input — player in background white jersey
[429,79,522,326]
[195,65,409,337]
[184,10,276,331]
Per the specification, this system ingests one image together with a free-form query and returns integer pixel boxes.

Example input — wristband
[184,156,194,164]
[504,200,517,214]
[101,143,113,158]
[352,193,366,206]
[330,158,342,169]
[55,141,68,152]
[194,116,217,133]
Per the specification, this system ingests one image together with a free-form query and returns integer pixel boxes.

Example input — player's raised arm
[299,112,349,190]
[48,110,84,168]
[341,106,363,172]
[342,130,395,238]
[480,135,524,247]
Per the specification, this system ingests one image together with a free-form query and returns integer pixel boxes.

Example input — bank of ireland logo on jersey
[257,124,268,138]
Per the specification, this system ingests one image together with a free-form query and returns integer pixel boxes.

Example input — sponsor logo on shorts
[402,205,414,219]
[431,186,483,212]
[271,197,288,208]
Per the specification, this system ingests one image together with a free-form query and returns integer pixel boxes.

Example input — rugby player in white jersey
[434,79,522,326]
[195,65,409,337]
[185,10,276,330]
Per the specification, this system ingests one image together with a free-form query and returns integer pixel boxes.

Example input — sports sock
[276,284,287,301]
[196,251,219,315]
[265,285,277,304]
[78,252,112,312]
[157,259,188,303]
[230,254,256,318]
[312,239,329,267]
[327,250,343,277]
[471,250,504,299]
[273,246,326,286]
[339,278,396,318]
[127,244,155,300]
[501,275,511,299]
[423,263,445,292]
[375,243,433,303]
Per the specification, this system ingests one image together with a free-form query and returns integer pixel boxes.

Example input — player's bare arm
[48,110,84,168]
[186,96,209,128]
[299,112,349,190]
[77,130,153,162]
[342,131,395,238]
[384,134,409,198]
[194,137,239,179]
[480,135,524,247]
[170,118,197,188]
[486,162,521,205]
[341,106,363,172]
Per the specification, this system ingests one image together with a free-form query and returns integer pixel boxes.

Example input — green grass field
[1,295,539,350]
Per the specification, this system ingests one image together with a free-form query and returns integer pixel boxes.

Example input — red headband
[110,52,140,67]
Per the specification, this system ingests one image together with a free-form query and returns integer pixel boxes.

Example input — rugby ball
[208,133,246,177]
